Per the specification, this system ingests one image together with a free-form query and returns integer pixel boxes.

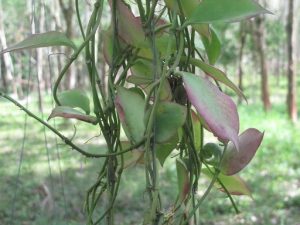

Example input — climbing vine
[1,0,268,224]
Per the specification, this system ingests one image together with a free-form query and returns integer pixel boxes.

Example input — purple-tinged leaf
[1,31,77,54]
[115,87,145,143]
[220,128,264,175]
[187,58,246,101]
[181,72,239,149]
[176,158,190,203]
[202,167,252,197]
[48,106,97,124]
[109,0,146,48]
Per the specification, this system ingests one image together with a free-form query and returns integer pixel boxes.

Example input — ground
[1,76,300,225]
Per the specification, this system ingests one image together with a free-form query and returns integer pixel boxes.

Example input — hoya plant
[0,0,268,224]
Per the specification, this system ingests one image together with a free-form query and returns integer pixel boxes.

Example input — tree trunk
[254,16,271,111]
[59,0,76,90]
[286,0,297,122]
[237,22,247,104]
[0,2,15,94]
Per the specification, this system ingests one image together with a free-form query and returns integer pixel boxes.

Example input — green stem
[1,91,145,158]
[53,0,102,106]
[184,144,228,223]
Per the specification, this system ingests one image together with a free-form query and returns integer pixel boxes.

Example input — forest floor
[1,77,300,225]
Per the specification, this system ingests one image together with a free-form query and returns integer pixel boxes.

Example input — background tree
[286,0,297,122]
[253,15,271,111]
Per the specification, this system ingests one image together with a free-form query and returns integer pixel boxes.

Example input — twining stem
[184,144,228,223]
[53,0,103,106]
[0,92,145,159]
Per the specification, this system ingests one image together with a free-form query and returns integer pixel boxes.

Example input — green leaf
[1,31,77,54]
[164,0,211,38]
[191,110,202,151]
[137,34,177,60]
[127,59,153,85]
[187,58,246,100]
[176,158,190,203]
[201,27,222,65]
[111,1,146,48]
[202,167,252,197]
[155,102,187,143]
[181,72,239,149]
[119,142,144,169]
[115,87,145,143]
[48,106,97,124]
[156,134,178,166]
[58,89,90,115]
[186,0,270,25]
[103,27,127,65]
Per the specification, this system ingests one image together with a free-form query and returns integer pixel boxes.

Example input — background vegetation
[0,0,300,224]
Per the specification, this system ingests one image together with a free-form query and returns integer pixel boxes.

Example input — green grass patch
[1,86,300,224]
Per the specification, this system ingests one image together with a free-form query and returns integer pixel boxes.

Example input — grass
[1,75,300,224]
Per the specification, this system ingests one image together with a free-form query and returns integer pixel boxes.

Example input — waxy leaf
[127,59,153,85]
[201,28,222,65]
[202,168,252,197]
[119,142,144,169]
[181,72,239,149]
[164,0,211,38]
[220,128,264,175]
[156,134,178,166]
[176,158,190,203]
[136,33,177,60]
[127,59,172,101]
[48,106,97,124]
[1,31,77,54]
[110,0,146,48]
[155,102,187,143]
[115,87,145,143]
[186,0,269,25]
[187,58,246,100]
[191,110,202,151]
[58,89,90,115]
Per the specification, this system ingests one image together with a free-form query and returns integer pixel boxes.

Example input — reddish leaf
[48,106,97,124]
[220,128,264,175]
[109,0,146,48]
[176,158,190,203]
[187,58,246,100]
[181,72,239,149]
